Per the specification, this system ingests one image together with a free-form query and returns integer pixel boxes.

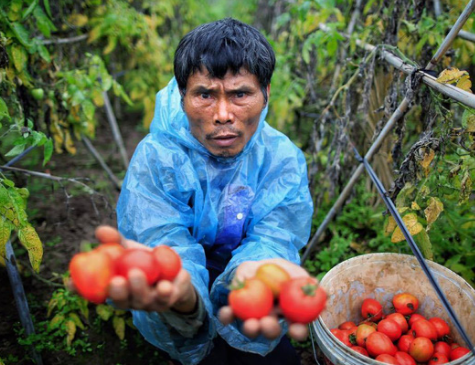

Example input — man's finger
[129,269,153,309]
[260,316,281,339]
[108,276,130,309]
[218,306,235,325]
[242,318,260,338]
[95,225,121,244]
[288,323,309,341]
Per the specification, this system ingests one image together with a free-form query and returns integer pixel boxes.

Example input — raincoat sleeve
[116,135,215,365]
[210,145,313,354]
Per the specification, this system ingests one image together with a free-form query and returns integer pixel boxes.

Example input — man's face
[182,68,269,158]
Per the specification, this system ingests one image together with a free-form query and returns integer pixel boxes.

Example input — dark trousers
[171,335,301,365]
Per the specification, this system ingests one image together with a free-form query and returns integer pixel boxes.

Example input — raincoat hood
[150,77,268,161]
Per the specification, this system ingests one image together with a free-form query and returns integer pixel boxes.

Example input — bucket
[312,253,475,365]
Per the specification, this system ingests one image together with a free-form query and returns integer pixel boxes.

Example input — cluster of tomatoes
[228,263,327,324]
[69,243,181,304]
[330,292,471,364]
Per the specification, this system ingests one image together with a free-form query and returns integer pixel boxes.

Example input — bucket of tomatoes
[312,253,475,365]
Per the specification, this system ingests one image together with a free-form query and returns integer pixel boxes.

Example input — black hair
[174,18,276,103]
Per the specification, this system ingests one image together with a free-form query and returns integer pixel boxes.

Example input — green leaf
[11,43,28,72]
[37,43,51,63]
[10,0,23,13]
[18,224,43,272]
[34,6,56,37]
[0,97,10,121]
[414,229,433,260]
[43,138,53,166]
[43,0,52,18]
[112,316,125,340]
[9,23,32,48]
[0,216,12,259]
[22,0,38,20]
[96,304,114,321]
[5,143,26,157]
[82,100,95,121]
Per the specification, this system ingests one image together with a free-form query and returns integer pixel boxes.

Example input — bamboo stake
[82,135,122,190]
[459,29,475,43]
[302,0,475,263]
[102,91,129,169]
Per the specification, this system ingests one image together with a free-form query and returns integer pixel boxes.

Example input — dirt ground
[0,107,317,365]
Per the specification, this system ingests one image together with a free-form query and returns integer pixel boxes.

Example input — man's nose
[214,98,233,124]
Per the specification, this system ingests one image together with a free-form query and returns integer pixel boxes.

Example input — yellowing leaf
[419,148,435,170]
[47,297,58,317]
[68,14,88,27]
[96,304,114,321]
[65,319,76,347]
[48,313,65,331]
[11,44,28,72]
[436,67,468,84]
[112,316,125,340]
[391,213,423,243]
[0,216,12,258]
[424,197,444,229]
[456,75,472,93]
[466,115,475,132]
[384,216,397,236]
[67,313,85,330]
[414,229,433,260]
[411,201,421,210]
[18,224,43,272]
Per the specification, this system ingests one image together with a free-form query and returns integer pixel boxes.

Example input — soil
[0,107,316,365]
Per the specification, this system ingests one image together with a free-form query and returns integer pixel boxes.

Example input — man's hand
[218,258,310,341]
[69,226,198,314]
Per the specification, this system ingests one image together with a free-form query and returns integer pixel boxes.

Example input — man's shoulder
[259,123,303,159]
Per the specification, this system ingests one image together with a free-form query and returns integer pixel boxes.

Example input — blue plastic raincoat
[116,78,313,365]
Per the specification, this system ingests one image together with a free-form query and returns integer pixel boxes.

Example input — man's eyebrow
[189,84,257,94]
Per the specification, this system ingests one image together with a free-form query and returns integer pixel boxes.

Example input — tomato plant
[279,277,327,324]
[365,332,397,357]
[228,278,273,320]
[152,245,182,281]
[115,249,161,285]
[361,298,383,321]
[254,263,291,297]
[69,250,114,304]
[393,293,419,315]
[409,337,434,363]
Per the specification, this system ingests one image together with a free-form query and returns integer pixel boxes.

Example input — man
[102,18,314,365]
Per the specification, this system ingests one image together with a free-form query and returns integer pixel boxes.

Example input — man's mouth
[212,134,239,147]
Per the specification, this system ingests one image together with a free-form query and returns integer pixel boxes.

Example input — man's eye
[201,93,210,99]
[236,92,246,98]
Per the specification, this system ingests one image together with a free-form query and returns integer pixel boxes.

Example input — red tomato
[428,317,450,339]
[366,332,397,357]
[351,346,369,356]
[409,337,434,363]
[255,263,291,298]
[339,321,357,330]
[95,242,126,262]
[450,347,470,361]
[434,342,451,358]
[408,313,426,327]
[356,323,376,347]
[393,293,419,315]
[375,354,398,364]
[69,250,114,304]
[332,328,352,346]
[115,249,161,285]
[361,298,383,321]
[386,312,409,333]
[152,245,182,281]
[411,319,438,341]
[451,343,460,350]
[398,334,415,353]
[428,352,449,365]
[229,278,273,320]
[378,318,402,341]
[395,351,416,365]
[279,277,327,324]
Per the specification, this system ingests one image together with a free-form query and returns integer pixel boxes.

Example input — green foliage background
[1,0,475,363]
